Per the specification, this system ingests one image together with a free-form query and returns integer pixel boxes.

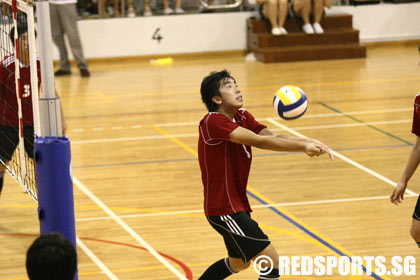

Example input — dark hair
[200,70,234,112]
[10,23,28,47]
[26,232,77,280]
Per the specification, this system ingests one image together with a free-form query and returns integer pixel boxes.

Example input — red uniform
[0,55,41,126]
[412,93,420,136]
[198,109,266,216]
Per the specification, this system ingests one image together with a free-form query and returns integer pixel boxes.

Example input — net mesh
[0,0,38,200]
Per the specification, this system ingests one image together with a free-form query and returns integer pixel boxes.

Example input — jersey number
[23,84,30,98]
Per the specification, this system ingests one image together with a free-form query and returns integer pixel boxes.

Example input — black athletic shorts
[207,211,271,263]
[0,125,34,162]
[413,195,420,221]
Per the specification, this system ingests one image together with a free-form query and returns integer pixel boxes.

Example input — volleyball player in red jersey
[198,70,334,279]
[0,24,66,196]
[391,47,420,247]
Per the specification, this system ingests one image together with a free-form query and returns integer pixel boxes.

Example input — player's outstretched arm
[258,128,334,160]
[391,136,420,205]
[229,126,322,157]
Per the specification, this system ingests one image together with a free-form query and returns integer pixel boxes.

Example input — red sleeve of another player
[0,66,3,93]
[37,61,41,89]
[412,108,420,137]
[204,113,239,140]
[243,110,266,134]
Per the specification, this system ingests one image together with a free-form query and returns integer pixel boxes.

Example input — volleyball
[273,85,308,120]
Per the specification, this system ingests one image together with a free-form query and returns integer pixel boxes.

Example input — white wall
[54,2,420,60]
[330,3,420,42]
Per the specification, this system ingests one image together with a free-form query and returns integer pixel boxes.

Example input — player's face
[218,77,243,109]
[18,32,29,64]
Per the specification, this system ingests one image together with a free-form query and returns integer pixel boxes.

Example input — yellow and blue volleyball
[273,85,308,120]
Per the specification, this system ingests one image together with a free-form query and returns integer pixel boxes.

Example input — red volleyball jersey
[0,55,41,126]
[198,109,266,216]
[412,93,420,136]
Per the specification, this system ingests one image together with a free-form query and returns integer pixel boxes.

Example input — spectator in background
[144,0,185,15]
[289,0,331,34]
[127,0,136,17]
[49,0,90,77]
[144,0,153,15]
[100,0,136,17]
[100,0,120,17]
[258,0,288,36]
[26,232,77,280]
[163,0,185,14]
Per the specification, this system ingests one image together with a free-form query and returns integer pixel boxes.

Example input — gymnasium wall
[54,2,420,60]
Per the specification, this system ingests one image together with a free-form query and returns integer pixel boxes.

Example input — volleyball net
[0,0,39,200]
[0,0,78,277]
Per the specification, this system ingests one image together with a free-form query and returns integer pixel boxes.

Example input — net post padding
[35,136,78,280]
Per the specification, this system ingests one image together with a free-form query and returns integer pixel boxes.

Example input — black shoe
[54,69,71,76]
[80,69,90,77]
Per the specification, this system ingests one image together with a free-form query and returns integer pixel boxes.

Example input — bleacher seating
[247,13,366,63]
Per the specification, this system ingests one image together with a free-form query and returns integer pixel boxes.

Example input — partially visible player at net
[390,45,420,248]
[26,232,77,280]
[197,70,333,280]
[0,23,67,196]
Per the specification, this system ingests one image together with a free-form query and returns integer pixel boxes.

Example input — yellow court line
[87,76,420,100]
[93,91,114,103]
[0,204,36,209]
[0,203,207,219]
[152,125,393,280]
[154,126,198,156]
[245,76,420,92]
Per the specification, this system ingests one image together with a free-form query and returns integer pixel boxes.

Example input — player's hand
[390,182,407,205]
[311,139,334,161]
[304,143,322,157]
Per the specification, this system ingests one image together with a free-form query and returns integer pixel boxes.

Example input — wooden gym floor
[1,41,420,279]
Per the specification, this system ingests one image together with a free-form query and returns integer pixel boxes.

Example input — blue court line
[246,190,384,280]
[319,102,412,145]
[72,158,197,169]
[73,143,410,169]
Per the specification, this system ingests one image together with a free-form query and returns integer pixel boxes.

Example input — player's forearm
[400,143,420,184]
[276,134,310,143]
[256,135,306,152]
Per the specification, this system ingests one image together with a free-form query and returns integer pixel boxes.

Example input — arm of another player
[391,136,420,205]
[55,90,67,136]
[258,128,334,160]
[229,126,323,157]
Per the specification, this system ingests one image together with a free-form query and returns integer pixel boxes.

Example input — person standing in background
[49,0,90,77]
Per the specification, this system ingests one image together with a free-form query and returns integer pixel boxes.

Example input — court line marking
[155,107,412,127]
[70,119,413,145]
[73,176,188,280]
[76,237,119,280]
[268,118,417,196]
[74,194,417,222]
[319,102,411,145]
[70,107,412,132]
[271,119,412,132]
[246,188,387,280]
[153,126,389,280]
[71,143,410,170]
[86,76,420,101]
